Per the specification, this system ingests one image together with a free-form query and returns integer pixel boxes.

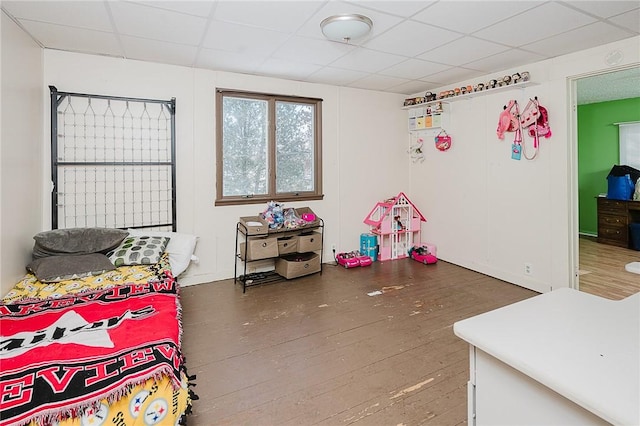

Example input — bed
[1,227,198,426]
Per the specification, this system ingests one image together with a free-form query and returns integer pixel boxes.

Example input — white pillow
[127,229,198,276]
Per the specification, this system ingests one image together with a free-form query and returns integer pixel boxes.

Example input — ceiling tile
[379,59,450,80]
[345,1,434,18]
[364,20,460,57]
[348,74,409,91]
[120,35,198,67]
[419,37,509,66]
[420,67,485,86]
[109,1,208,45]
[329,48,407,73]
[411,1,543,34]
[256,58,322,80]
[131,1,215,17]
[202,20,290,56]
[3,0,636,97]
[462,49,545,74]
[272,36,355,66]
[196,48,265,74]
[386,79,436,95]
[524,22,636,58]
[306,66,368,86]
[2,1,112,31]
[562,1,640,19]
[213,1,323,33]
[18,19,122,56]
[295,0,404,42]
[474,2,597,47]
[608,8,640,34]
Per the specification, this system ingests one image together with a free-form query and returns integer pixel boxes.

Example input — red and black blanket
[0,278,182,426]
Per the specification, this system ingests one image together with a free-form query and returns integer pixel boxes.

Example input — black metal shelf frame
[234,219,324,292]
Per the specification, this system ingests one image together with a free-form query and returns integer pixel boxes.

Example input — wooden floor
[180,238,640,425]
[180,260,538,425]
[578,236,640,300]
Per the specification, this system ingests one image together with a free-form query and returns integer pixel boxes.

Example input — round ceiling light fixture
[320,14,373,43]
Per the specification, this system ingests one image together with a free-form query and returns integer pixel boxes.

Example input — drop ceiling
[2,0,639,100]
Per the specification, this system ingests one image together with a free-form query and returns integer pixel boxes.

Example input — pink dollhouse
[363,192,426,261]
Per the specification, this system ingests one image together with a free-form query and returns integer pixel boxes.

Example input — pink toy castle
[363,192,426,261]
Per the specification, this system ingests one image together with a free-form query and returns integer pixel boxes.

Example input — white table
[454,288,640,425]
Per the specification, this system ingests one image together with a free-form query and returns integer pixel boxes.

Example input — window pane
[275,101,314,193]
[222,97,268,196]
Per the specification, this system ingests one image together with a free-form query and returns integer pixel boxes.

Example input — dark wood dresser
[597,197,640,248]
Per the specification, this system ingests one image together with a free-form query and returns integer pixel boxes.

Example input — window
[619,122,640,171]
[215,89,323,206]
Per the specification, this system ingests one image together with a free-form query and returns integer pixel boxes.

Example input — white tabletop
[454,288,640,425]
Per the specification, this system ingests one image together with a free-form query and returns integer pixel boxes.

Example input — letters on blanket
[0,278,183,426]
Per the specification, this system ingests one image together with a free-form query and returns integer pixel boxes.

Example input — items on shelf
[260,201,317,230]
[407,103,444,131]
[403,71,531,106]
[405,97,448,136]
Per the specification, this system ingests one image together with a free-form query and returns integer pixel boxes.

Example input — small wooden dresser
[597,197,640,248]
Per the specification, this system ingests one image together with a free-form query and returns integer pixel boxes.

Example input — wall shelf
[402,80,538,109]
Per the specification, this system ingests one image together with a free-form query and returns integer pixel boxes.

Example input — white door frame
[567,64,640,291]
[568,75,579,291]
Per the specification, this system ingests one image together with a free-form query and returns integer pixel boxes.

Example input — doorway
[571,65,640,300]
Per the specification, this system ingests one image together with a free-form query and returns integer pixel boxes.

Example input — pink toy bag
[526,97,552,139]
[520,97,552,160]
[497,100,523,160]
[496,100,519,139]
[498,97,552,161]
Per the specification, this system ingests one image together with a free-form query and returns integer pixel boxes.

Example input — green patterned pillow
[107,236,170,267]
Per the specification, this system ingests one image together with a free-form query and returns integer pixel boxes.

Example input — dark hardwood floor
[180,259,538,425]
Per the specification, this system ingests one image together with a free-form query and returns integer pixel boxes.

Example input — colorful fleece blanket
[0,277,183,426]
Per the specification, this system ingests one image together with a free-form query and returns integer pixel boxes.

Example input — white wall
[35,34,640,293]
[43,50,406,286]
[0,13,44,296]
[407,36,640,293]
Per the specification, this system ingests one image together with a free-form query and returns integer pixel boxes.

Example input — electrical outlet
[524,263,533,276]
[331,243,337,251]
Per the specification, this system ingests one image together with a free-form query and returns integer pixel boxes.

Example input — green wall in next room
[578,97,640,236]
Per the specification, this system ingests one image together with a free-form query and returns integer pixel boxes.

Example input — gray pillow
[27,253,116,282]
[33,228,129,259]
